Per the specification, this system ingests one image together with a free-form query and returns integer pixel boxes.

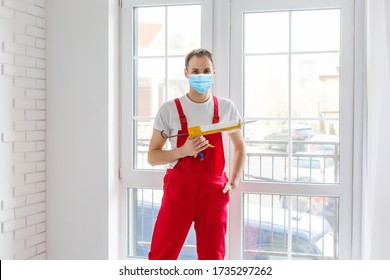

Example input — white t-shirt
[153,94,242,168]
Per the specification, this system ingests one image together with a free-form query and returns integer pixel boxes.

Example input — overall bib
[148,96,229,260]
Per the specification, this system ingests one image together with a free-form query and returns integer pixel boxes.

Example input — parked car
[264,124,315,153]
[244,206,335,260]
[288,153,336,183]
[279,195,338,229]
[133,201,336,260]
[306,134,339,155]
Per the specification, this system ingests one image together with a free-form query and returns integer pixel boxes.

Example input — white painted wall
[46,0,120,259]
[0,0,47,260]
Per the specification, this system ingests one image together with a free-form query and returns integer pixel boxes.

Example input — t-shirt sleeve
[222,98,242,122]
[229,99,242,121]
[153,102,171,137]
[216,97,243,134]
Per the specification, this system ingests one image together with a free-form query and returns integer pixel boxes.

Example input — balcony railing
[244,140,339,184]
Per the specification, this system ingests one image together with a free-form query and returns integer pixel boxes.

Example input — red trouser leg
[148,171,197,260]
[195,175,229,260]
[148,208,193,260]
[195,219,227,260]
[148,171,229,260]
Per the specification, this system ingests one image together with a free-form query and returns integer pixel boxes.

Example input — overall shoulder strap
[212,96,220,124]
[174,98,188,128]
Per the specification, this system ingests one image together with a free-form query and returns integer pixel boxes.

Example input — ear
[184,68,189,78]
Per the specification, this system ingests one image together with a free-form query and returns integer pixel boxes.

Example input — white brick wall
[0,0,46,260]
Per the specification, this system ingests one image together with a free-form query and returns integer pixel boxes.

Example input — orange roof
[138,22,163,47]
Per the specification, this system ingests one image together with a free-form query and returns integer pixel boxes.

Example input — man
[147,48,246,260]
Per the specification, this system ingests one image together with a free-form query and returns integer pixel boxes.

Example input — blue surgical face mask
[188,74,214,94]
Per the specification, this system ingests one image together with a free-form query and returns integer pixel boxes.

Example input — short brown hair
[185,48,214,70]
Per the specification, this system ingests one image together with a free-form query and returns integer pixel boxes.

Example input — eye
[191,69,199,74]
[203,69,211,74]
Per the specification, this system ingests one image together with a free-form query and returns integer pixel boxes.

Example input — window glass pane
[128,188,196,259]
[291,53,339,118]
[306,122,339,154]
[244,119,277,143]
[244,55,289,118]
[167,5,201,55]
[134,119,152,169]
[291,9,340,52]
[243,193,339,260]
[245,151,288,183]
[135,58,165,118]
[244,12,289,54]
[243,9,340,185]
[289,154,338,184]
[136,7,165,56]
[244,119,339,183]
[134,119,167,170]
[244,120,289,183]
[167,57,188,100]
[293,120,339,184]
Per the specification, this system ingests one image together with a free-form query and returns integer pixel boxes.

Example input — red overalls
[148,96,229,260]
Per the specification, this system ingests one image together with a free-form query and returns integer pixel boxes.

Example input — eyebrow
[190,67,211,71]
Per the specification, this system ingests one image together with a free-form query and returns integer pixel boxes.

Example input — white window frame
[228,0,356,259]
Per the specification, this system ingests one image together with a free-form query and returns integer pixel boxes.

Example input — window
[121,0,356,260]
[243,194,338,260]
[241,8,341,184]
[229,0,354,259]
[120,0,212,259]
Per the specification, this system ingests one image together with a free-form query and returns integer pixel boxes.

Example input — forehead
[187,55,213,69]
